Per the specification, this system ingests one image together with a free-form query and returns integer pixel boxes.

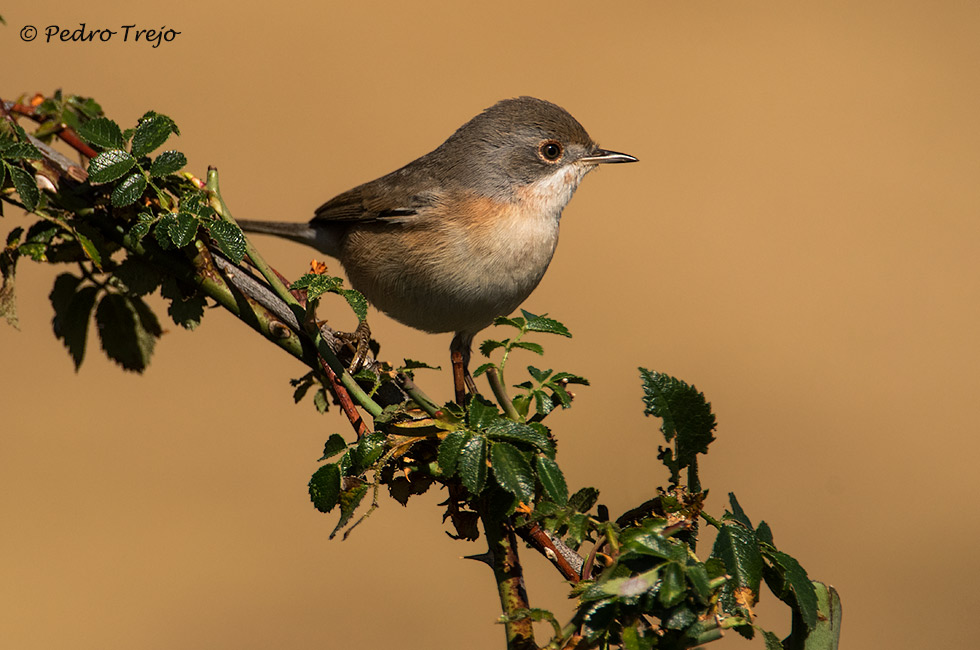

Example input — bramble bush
[0,92,840,650]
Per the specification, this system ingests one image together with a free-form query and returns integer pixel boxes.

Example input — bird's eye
[538,140,563,162]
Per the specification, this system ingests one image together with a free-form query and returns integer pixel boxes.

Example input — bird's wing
[312,176,438,225]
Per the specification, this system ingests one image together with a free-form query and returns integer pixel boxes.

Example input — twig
[517,522,583,583]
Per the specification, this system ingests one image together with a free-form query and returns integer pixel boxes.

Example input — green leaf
[330,482,368,539]
[659,562,686,607]
[77,117,124,149]
[640,369,716,468]
[711,522,763,616]
[438,431,470,476]
[485,419,554,454]
[624,531,677,560]
[290,273,342,300]
[764,549,818,631]
[458,434,488,495]
[800,582,842,650]
[467,394,500,429]
[601,568,660,599]
[352,432,386,472]
[88,149,135,184]
[204,220,246,263]
[686,560,713,603]
[762,629,783,650]
[521,310,571,337]
[490,441,535,504]
[535,455,567,505]
[167,212,199,247]
[130,114,177,157]
[727,492,754,529]
[110,171,147,207]
[568,487,600,513]
[149,150,186,177]
[94,293,162,372]
[308,463,341,513]
[7,165,39,212]
[511,340,544,355]
[473,362,495,377]
[400,358,439,371]
[339,288,368,321]
[73,230,103,270]
[479,339,506,357]
[318,434,347,461]
[2,142,42,160]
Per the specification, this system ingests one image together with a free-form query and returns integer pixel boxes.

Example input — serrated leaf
[438,431,470,476]
[458,434,488,495]
[493,315,525,329]
[130,114,177,157]
[308,463,341,513]
[290,273,342,300]
[568,487,600,513]
[166,212,199,247]
[479,339,506,357]
[3,142,42,160]
[521,309,571,337]
[204,220,246,263]
[485,419,553,454]
[764,549,818,631]
[511,340,544,355]
[473,362,494,377]
[330,482,368,539]
[757,521,774,546]
[88,149,135,184]
[8,165,39,212]
[149,150,186,177]
[128,221,152,244]
[74,231,102,270]
[659,562,686,607]
[318,434,348,461]
[94,293,161,372]
[339,288,367,321]
[532,389,554,416]
[535,455,567,505]
[400,358,440,371]
[624,531,677,560]
[110,171,147,207]
[686,560,713,603]
[727,492,754,529]
[77,117,124,149]
[353,432,386,472]
[762,629,783,650]
[640,369,717,468]
[711,523,763,615]
[490,442,535,504]
[467,394,500,430]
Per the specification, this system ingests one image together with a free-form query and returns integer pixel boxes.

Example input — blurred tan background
[2,1,978,648]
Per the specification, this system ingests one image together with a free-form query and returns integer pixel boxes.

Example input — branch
[481,509,536,650]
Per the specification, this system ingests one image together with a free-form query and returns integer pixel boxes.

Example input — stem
[204,167,383,419]
[398,374,440,416]
[487,366,521,421]
[480,509,535,650]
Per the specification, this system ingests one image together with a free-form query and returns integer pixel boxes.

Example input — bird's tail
[237,219,340,257]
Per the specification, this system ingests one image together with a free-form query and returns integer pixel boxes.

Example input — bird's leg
[450,331,478,404]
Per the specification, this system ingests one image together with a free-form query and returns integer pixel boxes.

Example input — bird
[237,96,637,402]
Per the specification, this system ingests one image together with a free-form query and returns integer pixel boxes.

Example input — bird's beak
[579,148,638,164]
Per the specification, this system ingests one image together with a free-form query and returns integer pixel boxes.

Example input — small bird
[238,97,636,401]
